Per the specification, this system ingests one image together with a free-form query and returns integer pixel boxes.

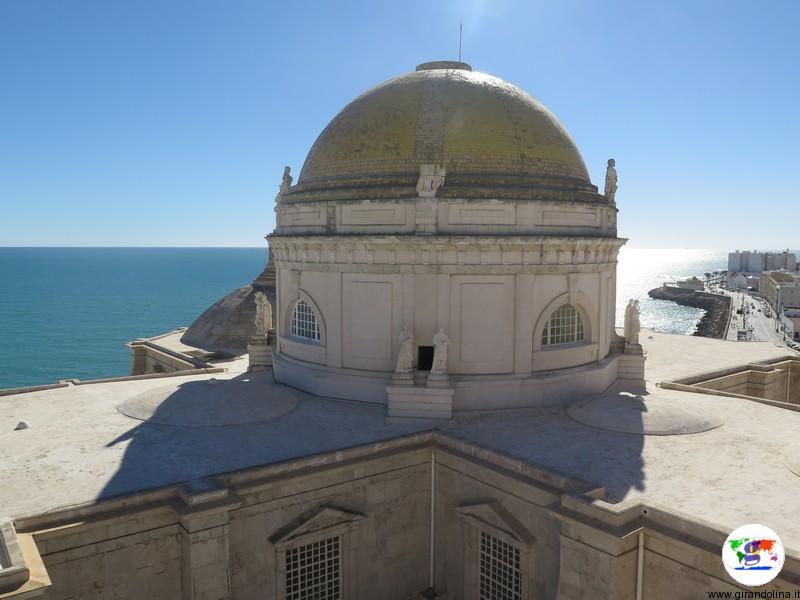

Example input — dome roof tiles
[290,64,596,201]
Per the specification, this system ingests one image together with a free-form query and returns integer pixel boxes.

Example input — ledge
[0,519,50,598]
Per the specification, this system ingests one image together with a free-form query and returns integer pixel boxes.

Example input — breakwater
[647,287,731,339]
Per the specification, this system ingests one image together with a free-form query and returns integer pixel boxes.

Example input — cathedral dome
[268,61,625,413]
[289,62,598,202]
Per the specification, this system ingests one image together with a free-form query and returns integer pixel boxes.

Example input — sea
[0,247,734,390]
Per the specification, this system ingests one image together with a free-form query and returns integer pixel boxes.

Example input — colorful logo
[722,524,784,586]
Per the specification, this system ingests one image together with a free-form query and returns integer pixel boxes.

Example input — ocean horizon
[0,246,784,390]
[0,247,267,389]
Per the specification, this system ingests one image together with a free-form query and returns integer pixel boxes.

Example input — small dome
[180,285,257,356]
[291,63,596,202]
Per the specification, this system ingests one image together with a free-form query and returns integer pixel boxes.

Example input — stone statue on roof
[280,166,293,193]
[416,164,446,198]
[624,298,640,345]
[604,158,618,204]
[395,326,415,373]
[431,327,450,374]
[254,292,273,334]
[275,166,293,204]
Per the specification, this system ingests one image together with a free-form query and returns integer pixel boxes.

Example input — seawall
[647,286,732,339]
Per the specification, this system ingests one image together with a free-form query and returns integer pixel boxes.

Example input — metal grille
[291,300,320,342]
[285,536,341,600]
[479,531,522,600]
[541,304,584,346]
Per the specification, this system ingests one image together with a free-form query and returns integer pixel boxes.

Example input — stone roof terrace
[2,330,799,556]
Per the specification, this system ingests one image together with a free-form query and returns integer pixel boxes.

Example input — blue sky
[1,0,798,248]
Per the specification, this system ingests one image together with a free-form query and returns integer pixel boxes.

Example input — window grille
[291,300,321,342]
[541,304,584,346]
[285,536,341,600]
[479,531,522,600]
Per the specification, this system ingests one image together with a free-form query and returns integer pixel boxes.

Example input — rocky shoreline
[647,286,732,339]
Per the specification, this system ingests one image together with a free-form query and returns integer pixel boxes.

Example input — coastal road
[724,290,785,345]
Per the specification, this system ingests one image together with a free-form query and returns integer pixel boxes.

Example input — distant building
[728,272,747,290]
[674,276,704,291]
[728,249,797,274]
[783,308,800,341]
[728,250,765,273]
[760,271,800,314]
[766,250,798,272]
[726,272,761,291]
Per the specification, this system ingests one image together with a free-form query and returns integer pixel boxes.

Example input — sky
[1,0,798,248]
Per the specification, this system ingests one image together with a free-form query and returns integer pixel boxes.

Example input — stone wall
[433,449,563,599]
[685,358,800,405]
[12,437,800,600]
[129,342,201,376]
[640,506,800,599]
[643,537,744,598]
[228,449,431,600]
[34,507,182,600]
[21,447,432,600]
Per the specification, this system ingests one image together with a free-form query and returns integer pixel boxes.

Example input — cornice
[267,234,625,270]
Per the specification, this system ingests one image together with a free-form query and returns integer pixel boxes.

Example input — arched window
[291,300,321,342]
[541,304,584,346]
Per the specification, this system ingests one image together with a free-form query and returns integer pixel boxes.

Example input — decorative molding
[269,506,365,545]
[278,205,328,227]
[275,197,616,239]
[456,501,536,600]
[270,506,365,600]
[455,501,536,545]
[268,235,625,271]
[340,204,407,226]
[449,203,516,225]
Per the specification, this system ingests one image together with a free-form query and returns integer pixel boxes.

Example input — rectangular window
[479,531,522,600]
[285,536,341,600]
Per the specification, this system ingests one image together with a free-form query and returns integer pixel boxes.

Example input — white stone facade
[269,233,625,409]
[10,433,800,600]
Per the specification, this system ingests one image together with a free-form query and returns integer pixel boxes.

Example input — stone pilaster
[129,341,148,376]
[556,532,638,600]
[178,481,241,600]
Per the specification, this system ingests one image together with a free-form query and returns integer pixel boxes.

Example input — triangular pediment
[269,506,365,545]
[455,501,535,545]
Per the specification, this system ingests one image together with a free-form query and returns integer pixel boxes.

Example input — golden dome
[291,62,598,202]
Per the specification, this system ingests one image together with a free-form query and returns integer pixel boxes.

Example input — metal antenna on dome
[458,16,463,62]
